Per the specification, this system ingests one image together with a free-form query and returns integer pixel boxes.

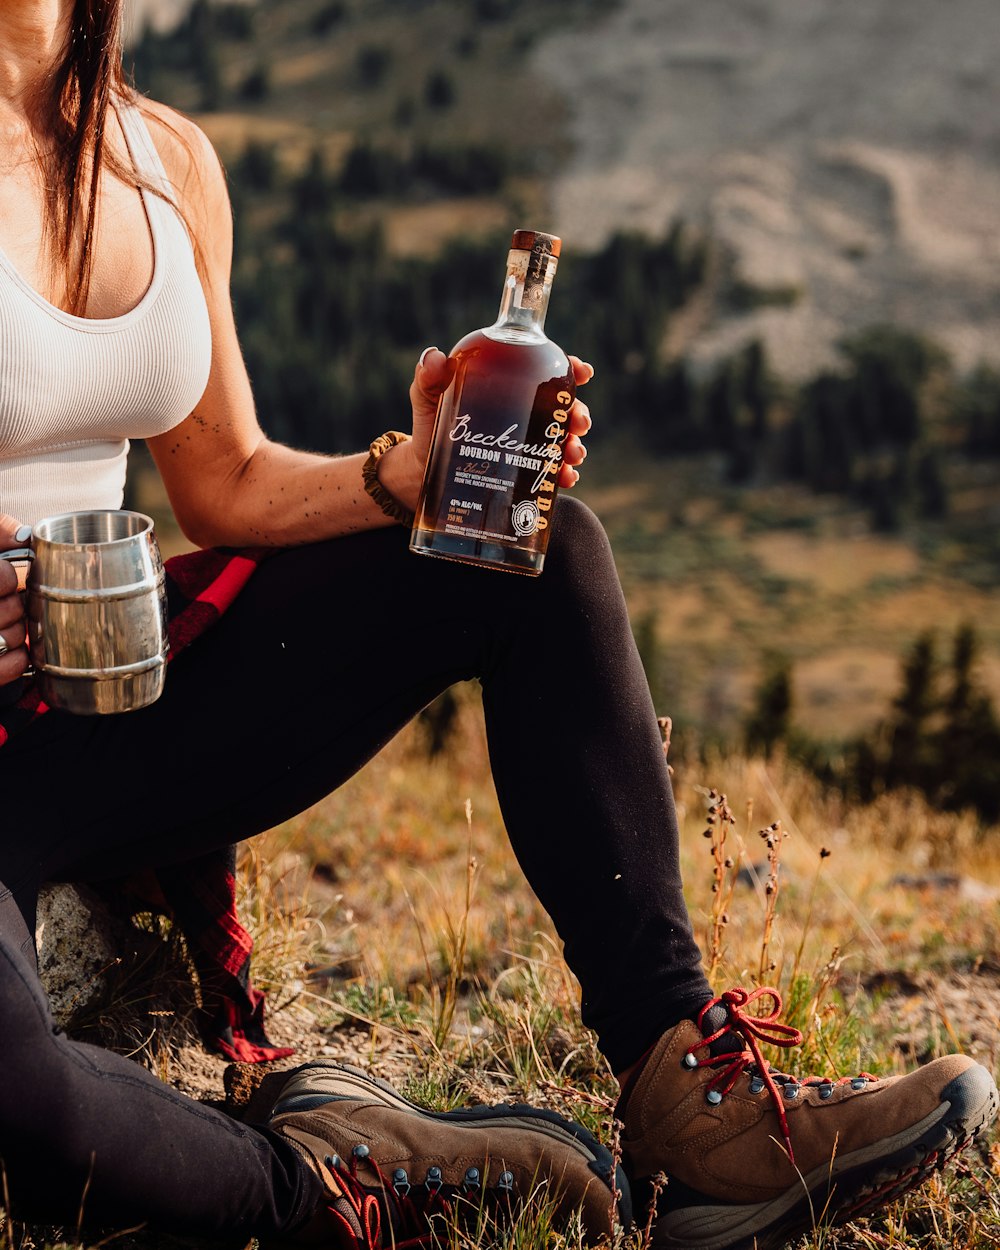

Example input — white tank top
[0,103,212,525]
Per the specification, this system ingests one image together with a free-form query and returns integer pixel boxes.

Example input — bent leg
[0,507,706,1231]
[8,508,707,1066]
[0,885,320,1235]
[478,497,711,1067]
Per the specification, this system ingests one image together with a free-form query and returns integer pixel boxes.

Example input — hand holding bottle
[378,347,593,516]
[410,230,589,574]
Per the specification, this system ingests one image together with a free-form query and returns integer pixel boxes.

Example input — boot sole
[273,1059,633,1229]
[652,1062,998,1250]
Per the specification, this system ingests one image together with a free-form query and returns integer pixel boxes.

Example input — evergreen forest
[127,0,1000,823]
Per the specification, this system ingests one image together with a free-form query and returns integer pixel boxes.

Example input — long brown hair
[45,0,135,313]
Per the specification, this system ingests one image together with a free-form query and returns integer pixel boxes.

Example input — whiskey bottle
[410,229,574,575]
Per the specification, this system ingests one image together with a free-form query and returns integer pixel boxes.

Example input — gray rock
[35,883,122,1029]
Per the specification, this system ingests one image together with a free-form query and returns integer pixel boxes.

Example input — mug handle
[0,547,36,682]
[0,546,34,592]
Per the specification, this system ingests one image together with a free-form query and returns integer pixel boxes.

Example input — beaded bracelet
[362,430,415,526]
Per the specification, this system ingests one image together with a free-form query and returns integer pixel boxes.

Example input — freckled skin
[132,101,593,548]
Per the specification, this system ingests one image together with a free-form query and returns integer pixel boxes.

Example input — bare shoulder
[131,96,231,247]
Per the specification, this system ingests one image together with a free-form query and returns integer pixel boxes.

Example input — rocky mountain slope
[535,0,1000,378]
[125,0,1000,381]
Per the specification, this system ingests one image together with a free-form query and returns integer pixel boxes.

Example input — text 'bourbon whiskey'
[410,229,574,575]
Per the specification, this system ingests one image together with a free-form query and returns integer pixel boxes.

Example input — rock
[224,1062,298,1123]
[35,883,123,1029]
[887,872,1000,903]
[736,860,798,890]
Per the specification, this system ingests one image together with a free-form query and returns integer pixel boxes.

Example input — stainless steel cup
[20,510,168,715]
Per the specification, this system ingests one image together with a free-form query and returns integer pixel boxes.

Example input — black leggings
[0,496,710,1238]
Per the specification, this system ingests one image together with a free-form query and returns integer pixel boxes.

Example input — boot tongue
[328,1194,367,1242]
[699,1003,746,1058]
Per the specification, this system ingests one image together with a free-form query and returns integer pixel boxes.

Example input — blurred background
[123,0,1000,825]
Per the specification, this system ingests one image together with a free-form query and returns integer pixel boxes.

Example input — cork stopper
[511,229,562,258]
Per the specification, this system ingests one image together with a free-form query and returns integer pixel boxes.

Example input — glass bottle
[410,229,574,575]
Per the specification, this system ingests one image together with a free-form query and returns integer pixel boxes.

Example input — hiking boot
[620,986,999,1250]
[268,1059,631,1247]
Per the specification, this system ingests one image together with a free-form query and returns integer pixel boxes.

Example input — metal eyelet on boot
[683,1052,698,1069]
[324,1153,342,1170]
[819,1084,834,1099]
[706,1089,723,1106]
[352,1144,370,1160]
[425,1165,443,1194]
[748,1077,765,1094]
[498,1170,515,1193]
[461,1166,481,1193]
[784,1084,800,1100]
[851,1077,868,1090]
[392,1167,410,1196]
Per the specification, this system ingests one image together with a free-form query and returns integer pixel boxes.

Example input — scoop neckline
[0,107,165,333]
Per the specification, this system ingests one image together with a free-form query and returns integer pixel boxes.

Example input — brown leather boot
[620,986,998,1250]
[268,1060,631,1247]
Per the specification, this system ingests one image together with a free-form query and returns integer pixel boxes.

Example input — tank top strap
[115,99,175,201]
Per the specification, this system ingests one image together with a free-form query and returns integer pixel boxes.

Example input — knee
[0,941,76,1126]
[544,494,616,584]
[0,1020,105,1207]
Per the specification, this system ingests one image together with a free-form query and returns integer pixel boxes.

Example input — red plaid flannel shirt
[0,546,293,1063]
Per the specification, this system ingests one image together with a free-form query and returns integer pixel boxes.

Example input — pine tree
[884,631,937,790]
[633,610,660,706]
[744,655,793,758]
[934,624,1000,819]
[187,0,224,111]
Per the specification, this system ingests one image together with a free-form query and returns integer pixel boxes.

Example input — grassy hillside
[582,447,1000,742]
[10,11,997,1248]
[19,701,1000,1249]
[128,0,1000,771]
[131,0,604,182]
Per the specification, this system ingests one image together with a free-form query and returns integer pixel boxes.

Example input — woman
[0,2,995,1248]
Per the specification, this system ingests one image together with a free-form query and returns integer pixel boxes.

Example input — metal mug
[1,510,169,715]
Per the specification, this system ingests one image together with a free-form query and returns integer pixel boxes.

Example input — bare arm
[142,105,590,550]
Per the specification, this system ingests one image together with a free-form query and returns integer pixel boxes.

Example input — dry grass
[215,692,1000,1247]
[746,532,920,594]
[10,684,1000,1249]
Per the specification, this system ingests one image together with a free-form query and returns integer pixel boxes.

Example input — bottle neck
[490,247,558,341]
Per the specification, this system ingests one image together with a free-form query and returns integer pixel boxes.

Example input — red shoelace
[322,1147,508,1249]
[324,1150,442,1248]
[686,986,878,1166]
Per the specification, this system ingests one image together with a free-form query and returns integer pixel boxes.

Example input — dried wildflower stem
[757,820,787,984]
[607,1116,624,1234]
[702,789,742,984]
[641,1172,668,1249]
[536,1079,617,1114]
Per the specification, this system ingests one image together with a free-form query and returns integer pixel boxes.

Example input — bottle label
[417,352,574,551]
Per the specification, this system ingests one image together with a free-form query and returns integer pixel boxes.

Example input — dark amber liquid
[410,328,575,574]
